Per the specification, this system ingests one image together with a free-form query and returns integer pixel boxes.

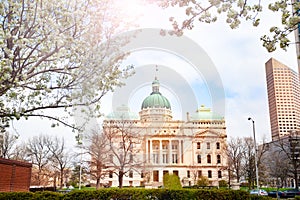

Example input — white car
[249,189,268,196]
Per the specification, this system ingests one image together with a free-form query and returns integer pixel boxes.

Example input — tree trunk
[228,168,231,188]
[38,170,42,186]
[53,173,57,189]
[60,170,64,189]
[118,171,124,188]
[294,168,299,189]
[96,178,100,190]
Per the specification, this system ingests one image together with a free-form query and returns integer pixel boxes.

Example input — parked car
[280,189,300,198]
[249,189,268,196]
[268,189,300,198]
[268,190,284,198]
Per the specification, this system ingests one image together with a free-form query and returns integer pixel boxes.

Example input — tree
[26,134,52,186]
[104,119,143,188]
[264,149,290,188]
[69,163,89,187]
[150,0,300,52]
[226,137,245,184]
[0,0,134,130]
[163,173,182,189]
[0,131,18,158]
[45,136,71,189]
[255,137,270,187]
[11,142,28,161]
[84,130,110,189]
[242,137,256,189]
[190,167,202,186]
[275,133,300,189]
[197,176,209,187]
[219,180,228,187]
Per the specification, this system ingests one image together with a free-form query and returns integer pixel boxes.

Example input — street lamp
[248,117,259,190]
[75,133,83,190]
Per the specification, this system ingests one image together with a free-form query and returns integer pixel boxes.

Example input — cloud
[9,1,298,146]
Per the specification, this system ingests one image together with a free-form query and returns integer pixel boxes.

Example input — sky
[9,0,299,148]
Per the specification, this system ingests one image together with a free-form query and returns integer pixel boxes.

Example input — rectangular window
[187,170,190,178]
[197,170,202,178]
[172,154,178,163]
[207,142,210,149]
[216,142,220,149]
[207,155,211,163]
[163,154,168,163]
[130,154,133,163]
[153,154,159,164]
[109,171,113,178]
[197,142,201,149]
[153,170,159,182]
[172,144,178,150]
[173,170,179,176]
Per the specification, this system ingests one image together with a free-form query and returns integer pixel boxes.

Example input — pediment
[194,129,226,138]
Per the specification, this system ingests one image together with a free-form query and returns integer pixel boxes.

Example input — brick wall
[0,158,32,192]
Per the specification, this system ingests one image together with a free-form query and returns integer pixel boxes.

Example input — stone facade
[101,78,228,188]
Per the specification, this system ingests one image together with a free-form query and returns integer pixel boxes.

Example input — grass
[72,186,97,191]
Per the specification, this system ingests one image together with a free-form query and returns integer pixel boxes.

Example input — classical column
[149,139,153,163]
[178,140,181,164]
[181,140,184,163]
[145,139,149,163]
[169,140,172,164]
[159,140,163,164]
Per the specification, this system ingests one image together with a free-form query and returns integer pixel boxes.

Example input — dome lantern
[152,76,160,94]
[141,77,171,110]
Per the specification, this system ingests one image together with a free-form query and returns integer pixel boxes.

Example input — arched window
[197,154,201,163]
[216,142,220,149]
[208,170,212,178]
[197,142,201,149]
[129,171,133,178]
[207,155,211,163]
[218,171,222,178]
[217,155,221,164]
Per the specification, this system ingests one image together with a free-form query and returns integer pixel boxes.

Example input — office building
[265,58,300,141]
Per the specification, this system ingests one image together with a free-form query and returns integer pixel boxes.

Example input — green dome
[141,92,171,109]
[141,77,171,110]
[106,104,139,120]
[191,105,223,120]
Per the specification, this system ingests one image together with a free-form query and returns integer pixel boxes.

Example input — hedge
[0,189,273,200]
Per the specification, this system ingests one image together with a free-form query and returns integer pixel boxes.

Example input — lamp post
[76,133,83,190]
[248,117,259,190]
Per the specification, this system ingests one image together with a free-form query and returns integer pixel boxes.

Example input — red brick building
[0,158,32,192]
